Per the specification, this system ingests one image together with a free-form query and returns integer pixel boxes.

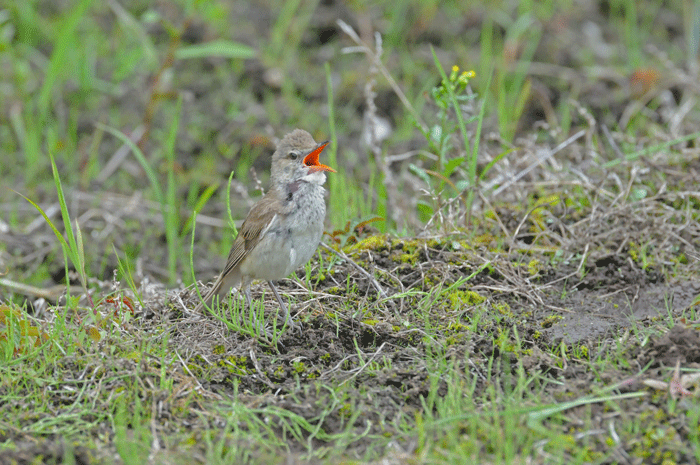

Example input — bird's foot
[278,310,301,335]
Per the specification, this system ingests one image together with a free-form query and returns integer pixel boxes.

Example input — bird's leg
[267,280,297,329]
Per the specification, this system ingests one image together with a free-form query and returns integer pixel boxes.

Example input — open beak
[303,141,335,173]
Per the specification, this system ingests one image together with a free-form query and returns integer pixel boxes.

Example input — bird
[194,129,335,327]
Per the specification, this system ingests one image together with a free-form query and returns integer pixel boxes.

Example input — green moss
[345,234,387,253]
[212,344,225,355]
[183,434,198,447]
[425,238,440,249]
[628,241,655,269]
[492,301,513,317]
[185,355,209,378]
[338,403,353,419]
[442,321,471,346]
[628,241,639,262]
[423,273,441,287]
[391,238,419,250]
[443,290,486,309]
[446,322,469,332]
[541,315,563,328]
[484,210,498,221]
[219,355,248,375]
[537,194,561,207]
[494,329,516,353]
[623,410,682,462]
[578,345,588,358]
[362,319,379,326]
[379,239,422,265]
[527,258,542,276]
[125,350,141,362]
[292,361,306,374]
[186,364,203,377]
[473,234,494,247]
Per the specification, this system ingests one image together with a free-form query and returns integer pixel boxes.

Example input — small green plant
[0,303,47,359]
[15,152,90,305]
[410,60,480,226]
[113,396,151,464]
[480,12,540,142]
[425,64,477,173]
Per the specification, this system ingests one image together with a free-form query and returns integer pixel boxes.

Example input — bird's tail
[193,274,224,313]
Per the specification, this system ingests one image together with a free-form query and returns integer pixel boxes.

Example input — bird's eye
[288,151,299,160]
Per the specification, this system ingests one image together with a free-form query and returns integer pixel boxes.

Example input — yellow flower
[456,69,475,87]
[452,65,459,73]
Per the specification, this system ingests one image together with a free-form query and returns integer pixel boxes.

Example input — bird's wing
[220,194,280,278]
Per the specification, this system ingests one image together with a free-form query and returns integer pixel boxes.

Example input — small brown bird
[194,129,335,326]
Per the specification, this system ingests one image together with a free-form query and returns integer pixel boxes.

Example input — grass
[14,152,90,302]
[2,0,700,463]
[2,279,698,463]
[486,11,539,143]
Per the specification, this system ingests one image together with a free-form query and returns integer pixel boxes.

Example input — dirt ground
[4,188,699,462]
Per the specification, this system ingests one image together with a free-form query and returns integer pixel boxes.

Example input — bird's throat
[300,171,327,185]
[285,173,325,203]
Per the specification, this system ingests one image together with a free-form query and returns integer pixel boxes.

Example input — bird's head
[271,129,335,188]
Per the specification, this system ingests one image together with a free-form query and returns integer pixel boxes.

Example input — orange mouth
[303,141,335,173]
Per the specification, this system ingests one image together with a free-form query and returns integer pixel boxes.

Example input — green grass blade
[183,183,219,235]
[325,61,350,229]
[37,0,95,118]
[603,130,700,168]
[480,147,515,182]
[48,152,79,264]
[472,67,492,180]
[190,211,201,295]
[163,97,182,283]
[98,124,165,206]
[226,170,238,236]
[98,123,175,283]
[74,218,87,288]
[113,245,144,309]
[11,190,70,254]
[175,39,255,60]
